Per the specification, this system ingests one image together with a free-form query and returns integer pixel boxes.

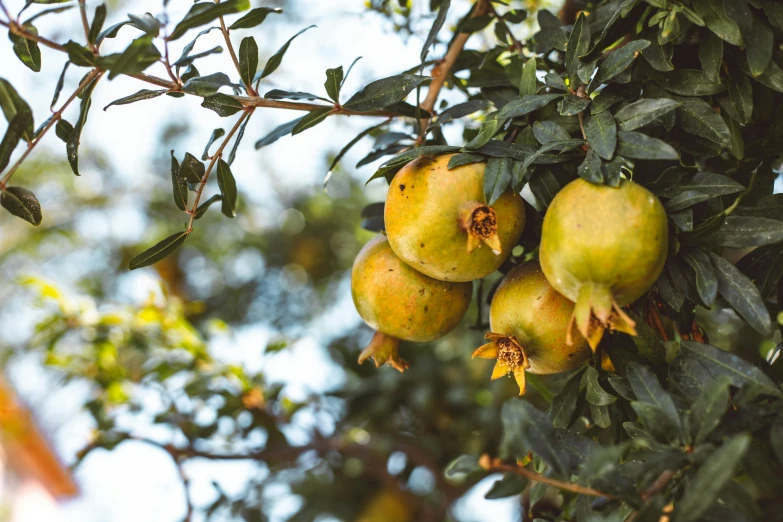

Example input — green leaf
[444,455,480,480]
[88,4,107,44]
[50,61,70,110]
[736,242,783,298]
[255,25,315,81]
[670,171,745,197]
[698,30,723,83]
[0,186,41,225]
[588,40,650,92]
[325,66,343,102]
[630,402,679,443]
[656,69,726,96]
[324,120,387,188]
[129,232,188,270]
[666,191,712,212]
[614,98,680,131]
[438,100,491,123]
[529,170,561,207]
[681,340,780,395]
[500,401,568,476]
[584,366,616,406]
[616,131,678,160]
[0,79,33,142]
[464,118,500,149]
[254,117,303,149]
[557,95,590,116]
[771,417,783,465]
[484,473,528,499]
[238,37,258,89]
[549,371,583,429]
[23,5,74,25]
[66,76,98,176]
[201,129,224,161]
[367,145,460,183]
[173,27,220,69]
[421,0,450,61]
[103,89,166,111]
[533,121,571,144]
[690,376,731,444]
[182,73,235,97]
[566,13,590,87]
[583,110,616,160]
[681,248,718,307]
[264,90,326,102]
[447,153,484,170]
[168,0,250,41]
[677,99,730,146]
[707,253,772,335]
[55,119,73,142]
[95,20,133,46]
[105,35,161,80]
[497,94,562,118]
[128,13,161,36]
[226,111,251,166]
[230,7,281,30]
[676,435,750,522]
[0,110,32,174]
[626,362,680,432]
[10,24,42,72]
[544,72,568,91]
[519,56,537,97]
[577,150,603,184]
[728,71,753,124]
[194,194,222,219]
[746,14,773,77]
[483,156,513,205]
[179,153,205,184]
[201,94,244,117]
[64,40,95,67]
[695,0,741,45]
[169,151,187,212]
[641,29,674,72]
[706,216,783,248]
[343,74,429,112]
[291,107,332,135]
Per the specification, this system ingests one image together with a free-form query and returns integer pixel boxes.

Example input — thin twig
[418,0,491,134]
[186,109,253,233]
[576,85,587,139]
[78,0,95,53]
[0,69,103,190]
[0,0,13,23]
[219,15,252,95]
[479,455,616,499]
[0,18,67,52]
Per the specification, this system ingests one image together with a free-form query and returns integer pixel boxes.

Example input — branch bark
[479,455,616,499]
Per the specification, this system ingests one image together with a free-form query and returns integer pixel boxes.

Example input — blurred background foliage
[0,0,780,521]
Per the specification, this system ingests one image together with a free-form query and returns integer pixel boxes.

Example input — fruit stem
[358,331,409,373]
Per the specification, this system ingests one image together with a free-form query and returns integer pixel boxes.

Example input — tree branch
[219,15,252,95]
[0,69,103,190]
[488,3,523,54]
[186,108,253,234]
[479,455,616,499]
[78,0,95,53]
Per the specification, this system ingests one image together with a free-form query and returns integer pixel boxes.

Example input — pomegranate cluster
[351,154,667,394]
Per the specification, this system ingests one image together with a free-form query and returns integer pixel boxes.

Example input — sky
[0,0,558,520]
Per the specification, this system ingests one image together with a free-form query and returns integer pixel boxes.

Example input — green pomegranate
[384,154,526,282]
[539,178,668,350]
[473,261,591,395]
[351,235,472,371]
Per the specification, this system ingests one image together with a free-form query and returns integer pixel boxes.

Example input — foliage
[3,0,783,521]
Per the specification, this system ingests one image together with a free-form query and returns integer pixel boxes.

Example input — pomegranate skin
[489,261,591,374]
[384,154,525,282]
[540,178,668,307]
[351,235,472,342]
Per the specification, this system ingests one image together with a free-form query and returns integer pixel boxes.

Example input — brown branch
[219,15,252,95]
[78,0,95,53]
[479,455,616,499]
[0,1,13,23]
[0,18,67,52]
[0,69,103,190]
[186,108,253,234]
[418,0,491,135]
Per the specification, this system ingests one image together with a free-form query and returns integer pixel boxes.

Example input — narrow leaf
[343,74,429,112]
[0,186,41,225]
[584,110,616,160]
[616,131,678,160]
[255,25,315,81]
[201,94,244,117]
[708,252,772,335]
[129,232,188,270]
[229,7,281,30]
[103,89,166,110]
[238,37,258,89]
[421,0,450,61]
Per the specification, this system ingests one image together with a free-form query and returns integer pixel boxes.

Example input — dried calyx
[460,202,501,254]
[472,333,530,395]
[358,331,409,373]
[567,282,637,351]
